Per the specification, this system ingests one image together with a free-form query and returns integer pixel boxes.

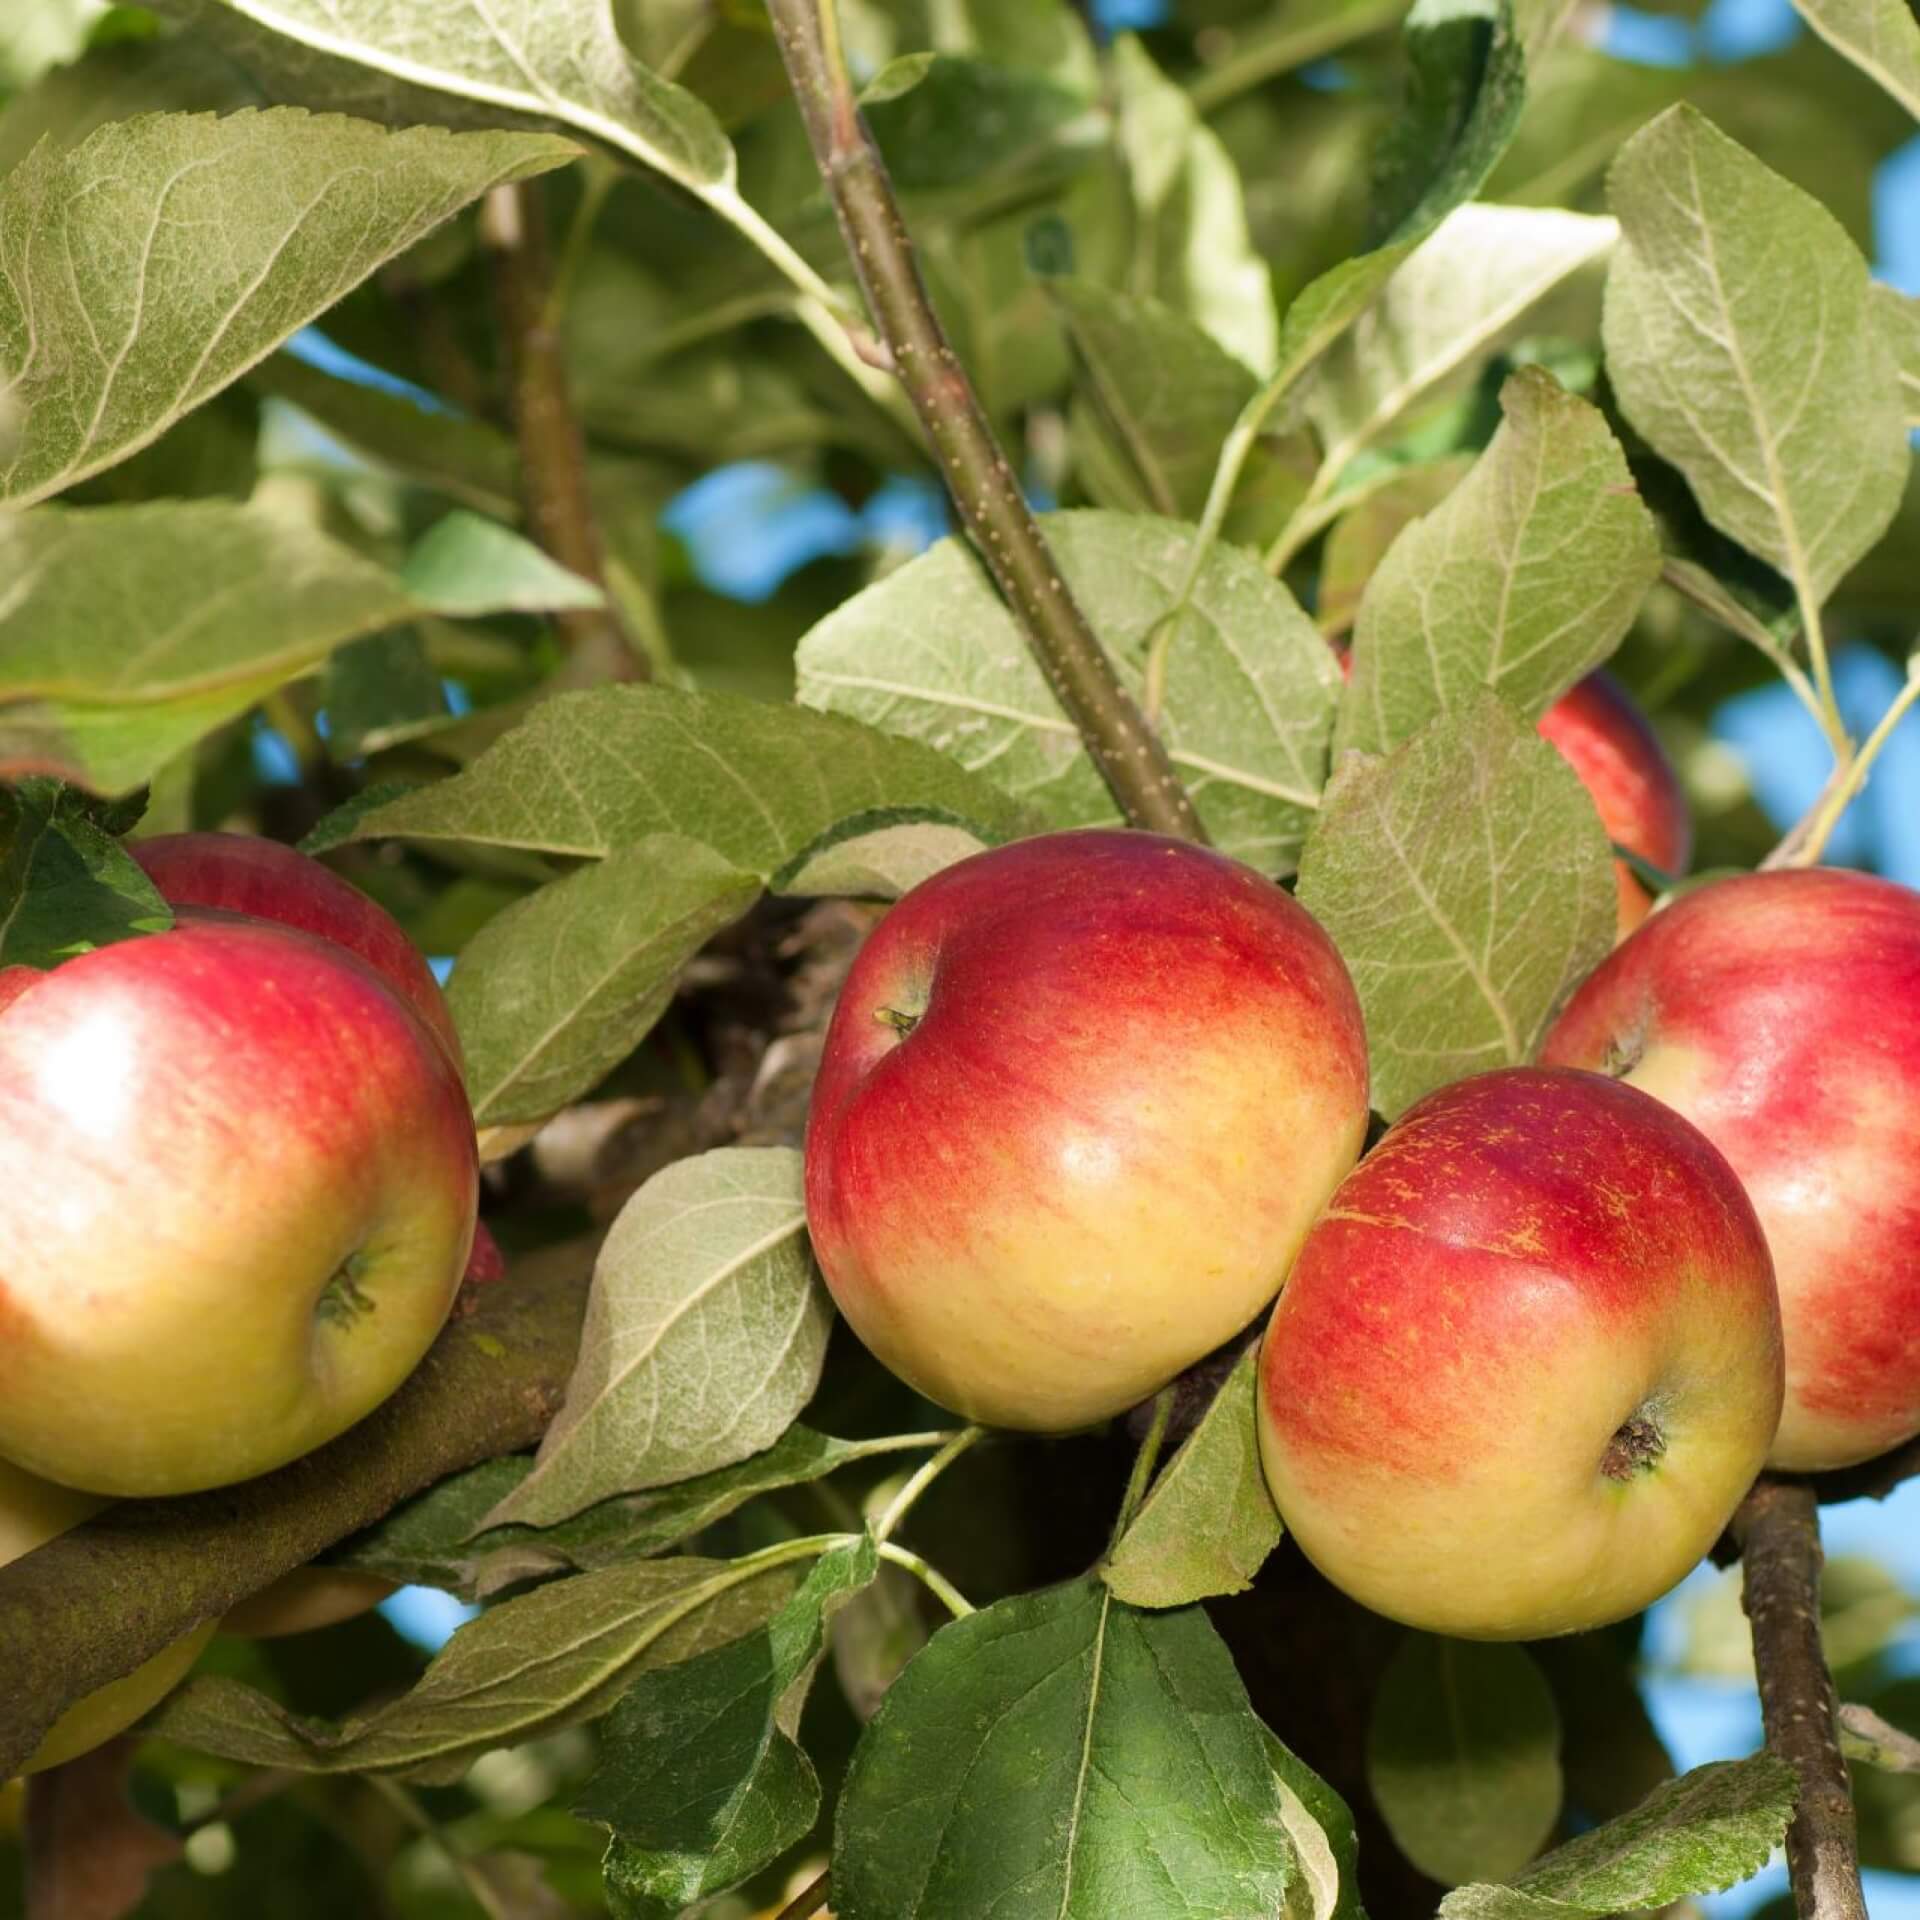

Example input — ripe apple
[0,911,479,1496]
[805,829,1371,1431]
[0,1456,215,1775]
[1535,672,1692,936]
[1257,1067,1782,1639]
[1543,867,1920,1470]
[131,831,463,1070]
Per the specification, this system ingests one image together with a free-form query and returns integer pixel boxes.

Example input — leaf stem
[364,1773,512,1920]
[774,1868,834,1920]
[1765,655,1920,870]
[1732,1479,1868,1920]
[481,180,643,685]
[1186,0,1409,115]
[872,1427,984,1544]
[1110,1386,1175,1549]
[767,0,1207,842]
[876,1541,974,1619]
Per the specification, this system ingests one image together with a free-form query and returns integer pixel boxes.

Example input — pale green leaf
[1102,1345,1282,1609]
[1297,696,1616,1117]
[777,820,992,899]
[1305,204,1617,481]
[1265,1731,1367,1920]
[1787,0,1920,120]
[1439,1754,1797,1918]
[0,108,575,506]
[401,510,604,616]
[1110,35,1278,374]
[833,1580,1297,1919]
[1603,104,1908,606]
[1336,367,1660,758]
[198,0,732,193]
[1839,1701,1920,1770]
[797,511,1340,873]
[1318,457,1472,636]
[446,837,758,1126]
[147,1554,804,1781]
[1369,1635,1563,1887]
[344,684,1034,876]
[1875,282,1920,427]
[487,1148,832,1529]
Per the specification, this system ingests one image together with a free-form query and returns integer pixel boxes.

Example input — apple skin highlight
[0,912,478,1497]
[805,829,1370,1432]
[1258,1067,1782,1640]
[1544,866,1920,1470]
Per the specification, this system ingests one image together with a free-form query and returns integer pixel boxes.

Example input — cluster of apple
[0,833,483,1771]
[804,813,1920,1639]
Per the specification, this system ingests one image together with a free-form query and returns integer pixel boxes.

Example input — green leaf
[1603,104,1908,608]
[1876,283,1920,429]
[322,630,447,760]
[337,1427,935,1600]
[1438,1754,1797,1917]
[797,510,1340,874]
[581,1537,878,1919]
[1787,0,1920,120]
[344,685,1033,877]
[1368,1634,1563,1887]
[147,1553,806,1781]
[1102,1345,1283,1609]
[1839,1701,1920,1771]
[196,0,732,195]
[1318,457,1472,636]
[486,1149,832,1530]
[400,512,603,616]
[865,52,1095,196]
[1265,1729,1367,1920]
[1109,35,1278,374]
[1335,367,1660,758]
[1304,205,1616,484]
[446,836,758,1126]
[776,820,993,900]
[0,108,575,506]
[1296,696,1616,1118]
[0,779,174,968]
[1484,47,1683,207]
[833,1580,1297,1919]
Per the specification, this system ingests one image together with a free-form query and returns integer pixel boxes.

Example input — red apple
[1543,867,1920,1470]
[1535,672,1691,936]
[0,911,478,1496]
[805,829,1371,1431]
[1258,1067,1782,1638]
[131,832,463,1071]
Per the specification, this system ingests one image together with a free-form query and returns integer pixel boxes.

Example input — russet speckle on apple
[804,828,1372,1432]
[1257,1066,1782,1640]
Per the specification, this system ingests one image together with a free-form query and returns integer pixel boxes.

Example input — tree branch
[765,0,1206,844]
[481,180,645,686]
[1732,1479,1868,1920]
[0,1240,595,1780]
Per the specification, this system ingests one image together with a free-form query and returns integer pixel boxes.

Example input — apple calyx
[874,1004,922,1038]
[315,1253,378,1330]
[1601,1411,1667,1482]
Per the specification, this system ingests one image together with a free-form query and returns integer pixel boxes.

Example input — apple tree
[2,0,1919,1916]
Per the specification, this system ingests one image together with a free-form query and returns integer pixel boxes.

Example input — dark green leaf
[0,778,173,968]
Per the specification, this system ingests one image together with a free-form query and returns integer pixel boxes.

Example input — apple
[0,1456,215,1775]
[0,910,479,1496]
[131,831,463,1071]
[1535,672,1692,936]
[222,1565,396,1638]
[1257,1066,1782,1639]
[805,828,1371,1431]
[1542,866,1920,1470]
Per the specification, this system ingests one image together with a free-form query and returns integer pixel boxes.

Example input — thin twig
[1733,1479,1868,1920]
[774,1867,833,1920]
[872,1427,984,1544]
[481,180,645,686]
[767,0,1206,843]
[1764,660,1920,870]
[364,1774,512,1920]
[876,1541,973,1619]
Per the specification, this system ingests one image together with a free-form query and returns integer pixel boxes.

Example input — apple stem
[1734,1478,1868,1920]
[766,0,1208,844]
[872,1427,984,1545]
[1109,1387,1177,1550]
[876,1541,974,1619]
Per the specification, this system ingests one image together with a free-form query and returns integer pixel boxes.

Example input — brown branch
[0,1240,595,1780]
[481,180,645,686]
[1732,1479,1868,1920]
[765,0,1206,845]
[774,1868,832,1920]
